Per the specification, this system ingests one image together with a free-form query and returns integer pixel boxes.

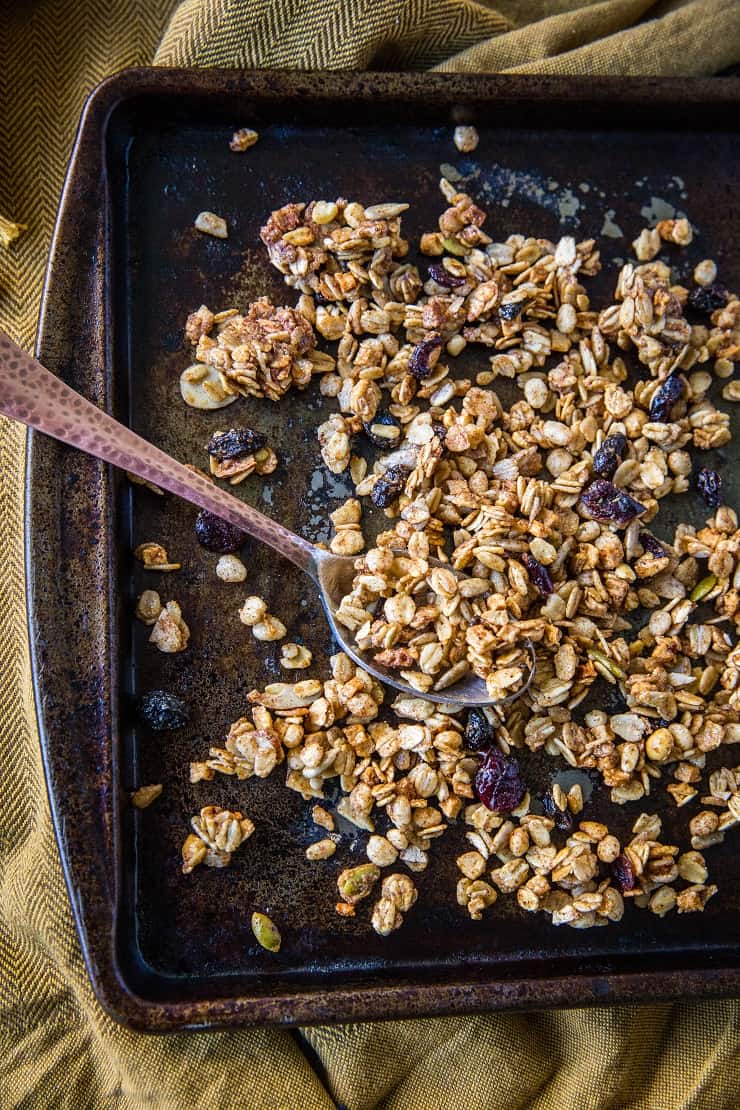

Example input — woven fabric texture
[1,1,740,1107]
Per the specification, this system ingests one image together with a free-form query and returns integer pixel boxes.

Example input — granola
[175,173,740,942]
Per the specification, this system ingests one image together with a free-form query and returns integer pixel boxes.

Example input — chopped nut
[306,838,337,860]
[312,805,335,832]
[149,600,189,653]
[230,127,259,152]
[453,125,479,153]
[194,211,228,238]
[216,554,248,582]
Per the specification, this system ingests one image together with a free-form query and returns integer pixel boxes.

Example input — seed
[337,863,381,904]
[251,912,281,952]
[690,574,717,603]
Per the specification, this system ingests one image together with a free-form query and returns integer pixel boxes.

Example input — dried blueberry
[498,301,523,322]
[207,426,267,461]
[194,509,248,553]
[541,792,573,831]
[408,336,443,380]
[138,690,189,731]
[428,262,466,288]
[695,466,722,509]
[579,479,646,527]
[362,411,402,448]
[687,284,729,315]
[639,531,666,558]
[465,708,494,752]
[611,853,636,892]
[474,747,526,813]
[521,552,554,596]
[370,464,411,509]
[649,373,685,423]
[592,434,627,481]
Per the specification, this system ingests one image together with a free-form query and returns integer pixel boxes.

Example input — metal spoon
[0,328,534,706]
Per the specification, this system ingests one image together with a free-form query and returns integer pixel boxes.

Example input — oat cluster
[173,175,740,937]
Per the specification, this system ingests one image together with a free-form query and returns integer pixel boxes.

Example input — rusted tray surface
[28,69,740,1030]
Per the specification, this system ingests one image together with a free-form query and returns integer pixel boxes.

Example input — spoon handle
[0,328,318,574]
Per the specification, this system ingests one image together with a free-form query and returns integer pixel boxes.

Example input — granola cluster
[185,297,320,401]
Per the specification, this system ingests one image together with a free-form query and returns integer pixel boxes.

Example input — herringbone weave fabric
[2,2,740,1107]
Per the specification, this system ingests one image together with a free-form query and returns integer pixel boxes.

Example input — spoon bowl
[0,328,534,707]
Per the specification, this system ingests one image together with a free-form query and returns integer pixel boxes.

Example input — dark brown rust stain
[27,67,740,1030]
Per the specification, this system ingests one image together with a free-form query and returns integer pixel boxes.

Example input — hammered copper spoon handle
[0,328,316,573]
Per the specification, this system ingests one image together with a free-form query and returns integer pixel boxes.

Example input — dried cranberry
[521,552,554,596]
[695,467,722,509]
[474,747,526,813]
[207,427,267,461]
[408,336,443,380]
[611,853,636,892]
[649,373,685,423]
[428,262,466,288]
[579,480,646,527]
[639,531,666,558]
[687,284,729,315]
[194,509,248,553]
[362,411,402,448]
[370,464,411,509]
[541,792,573,831]
[465,708,494,752]
[138,690,189,731]
[498,301,523,321]
[592,434,627,481]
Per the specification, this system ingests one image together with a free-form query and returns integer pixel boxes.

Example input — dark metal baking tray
[27,68,740,1030]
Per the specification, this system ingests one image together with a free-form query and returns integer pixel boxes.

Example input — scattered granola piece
[0,214,26,248]
[194,211,228,239]
[453,125,479,153]
[134,542,181,571]
[135,589,162,625]
[126,472,164,495]
[251,911,281,951]
[306,838,337,860]
[149,600,190,653]
[280,643,312,669]
[312,805,335,832]
[230,127,259,152]
[215,554,248,583]
[131,784,163,809]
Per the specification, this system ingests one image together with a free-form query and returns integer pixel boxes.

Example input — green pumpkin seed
[251,912,281,952]
[441,236,468,257]
[587,649,626,681]
[690,574,717,603]
[337,863,380,904]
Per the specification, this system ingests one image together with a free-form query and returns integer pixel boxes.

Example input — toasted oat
[194,211,228,238]
[131,783,162,809]
[280,643,312,669]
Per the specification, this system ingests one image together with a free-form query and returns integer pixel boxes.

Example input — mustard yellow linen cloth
[2,2,740,1107]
